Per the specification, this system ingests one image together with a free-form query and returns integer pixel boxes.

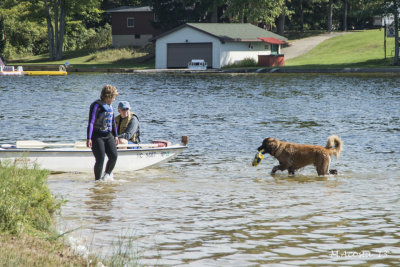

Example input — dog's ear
[267,137,277,148]
[265,137,274,143]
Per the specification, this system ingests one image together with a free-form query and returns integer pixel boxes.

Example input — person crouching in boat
[87,85,119,181]
[115,101,141,148]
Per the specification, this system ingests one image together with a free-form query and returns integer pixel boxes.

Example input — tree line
[0,0,397,62]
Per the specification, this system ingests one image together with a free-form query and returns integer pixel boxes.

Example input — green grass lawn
[9,47,155,69]
[286,29,396,68]
[8,29,398,69]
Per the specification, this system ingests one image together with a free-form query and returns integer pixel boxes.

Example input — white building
[150,23,287,69]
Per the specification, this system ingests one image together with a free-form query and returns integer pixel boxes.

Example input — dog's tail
[325,135,342,159]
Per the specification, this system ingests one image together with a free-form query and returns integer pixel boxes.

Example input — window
[127,17,134,28]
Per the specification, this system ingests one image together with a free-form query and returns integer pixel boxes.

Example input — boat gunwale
[0,145,187,154]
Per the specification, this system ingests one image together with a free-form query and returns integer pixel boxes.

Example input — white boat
[0,137,188,173]
[0,66,24,76]
[0,65,67,76]
[188,59,207,70]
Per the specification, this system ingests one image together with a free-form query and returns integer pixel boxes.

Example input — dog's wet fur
[257,135,342,176]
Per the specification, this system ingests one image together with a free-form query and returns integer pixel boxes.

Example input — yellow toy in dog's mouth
[252,149,264,166]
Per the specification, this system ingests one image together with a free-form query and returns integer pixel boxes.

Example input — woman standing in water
[87,85,119,181]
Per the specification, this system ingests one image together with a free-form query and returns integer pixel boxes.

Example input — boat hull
[0,145,186,173]
[0,71,67,76]
[0,71,24,76]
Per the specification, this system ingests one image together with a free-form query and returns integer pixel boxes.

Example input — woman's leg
[91,135,106,180]
[104,134,118,175]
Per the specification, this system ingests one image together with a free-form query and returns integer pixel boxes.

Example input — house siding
[155,27,221,69]
[112,34,153,47]
[220,42,272,67]
[110,10,161,47]
[111,11,158,35]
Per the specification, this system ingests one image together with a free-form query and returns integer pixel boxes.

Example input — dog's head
[258,137,280,155]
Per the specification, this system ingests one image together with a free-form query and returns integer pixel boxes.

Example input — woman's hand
[115,137,119,146]
[86,139,92,148]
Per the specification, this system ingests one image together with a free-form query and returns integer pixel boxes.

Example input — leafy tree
[223,0,288,25]
[0,16,5,55]
[0,1,48,58]
[146,0,189,30]
[41,0,101,60]
[146,0,289,31]
[102,0,143,10]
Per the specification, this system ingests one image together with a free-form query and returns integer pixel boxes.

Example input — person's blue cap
[118,101,131,110]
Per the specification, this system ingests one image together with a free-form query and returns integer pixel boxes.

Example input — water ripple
[2,73,399,265]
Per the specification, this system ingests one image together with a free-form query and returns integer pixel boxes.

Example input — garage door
[167,43,212,68]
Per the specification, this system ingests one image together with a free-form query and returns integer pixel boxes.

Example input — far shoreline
[18,64,400,74]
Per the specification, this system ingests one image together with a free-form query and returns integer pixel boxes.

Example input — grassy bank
[286,29,395,68]
[7,29,397,70]
[8,46,154,69]
[0,162,98,266]
[0,162,141,266]
[222,29,396,70]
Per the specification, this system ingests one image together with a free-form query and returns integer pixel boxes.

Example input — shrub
[64,21,93,51]
[0,162,63,235]
[85,23,112,50]
[223,57,258,68]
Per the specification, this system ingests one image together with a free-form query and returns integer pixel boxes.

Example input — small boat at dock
[0,137,188,173]
[0,64,67,76]
[188,59,207,70]
[0,65,24,76]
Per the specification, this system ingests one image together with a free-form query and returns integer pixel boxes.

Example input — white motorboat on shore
[0,137,188,173]
[187,59,207,70]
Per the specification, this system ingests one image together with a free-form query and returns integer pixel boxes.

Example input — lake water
[1,73,399,266]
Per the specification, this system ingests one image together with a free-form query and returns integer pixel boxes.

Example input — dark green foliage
[149,0,188,30]
[0,16,5,55]
[64,22,112,51]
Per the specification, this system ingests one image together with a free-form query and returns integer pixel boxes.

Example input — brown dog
[257,135,342,176]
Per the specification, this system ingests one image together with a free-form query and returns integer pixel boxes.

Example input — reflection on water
[49,170,399,266]
[2,73,400,265]
[86,183,118,223]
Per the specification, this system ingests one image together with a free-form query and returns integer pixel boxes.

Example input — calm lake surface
[1,72,399,266]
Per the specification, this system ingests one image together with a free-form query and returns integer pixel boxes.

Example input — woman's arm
[87,103,99,140]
